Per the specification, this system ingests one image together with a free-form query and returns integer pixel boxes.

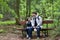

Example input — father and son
[25,12,42,39]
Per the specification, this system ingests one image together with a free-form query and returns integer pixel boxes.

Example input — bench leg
[46,30,48,37]
[22,30,26,38]
[44,31,48,37]
[21,30,24,38]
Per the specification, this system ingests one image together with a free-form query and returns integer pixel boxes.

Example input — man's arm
[37,16,42,26]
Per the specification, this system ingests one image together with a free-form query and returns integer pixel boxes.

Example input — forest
[0,0,60,40]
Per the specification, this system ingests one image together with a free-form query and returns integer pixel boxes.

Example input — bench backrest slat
[42,20,53,24]
[19,20,53,25]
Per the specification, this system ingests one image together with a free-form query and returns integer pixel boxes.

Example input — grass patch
[0,29,6,33]
[0,21,16,25]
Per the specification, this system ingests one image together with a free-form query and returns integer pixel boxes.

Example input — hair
[32,12,37,15]
[26,17,31,21]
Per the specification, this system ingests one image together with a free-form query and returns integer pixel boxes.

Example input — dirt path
[0,33,52,40]
[0,33,39,40]
[0,33,22,40]
[0,25,52,40]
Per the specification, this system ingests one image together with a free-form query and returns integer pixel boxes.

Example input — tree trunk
[26,0,31,18]
[15,0,20,24]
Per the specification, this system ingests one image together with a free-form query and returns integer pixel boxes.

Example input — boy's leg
[26,27,33,38]
[28,28,32,38]
[26,30,29,38]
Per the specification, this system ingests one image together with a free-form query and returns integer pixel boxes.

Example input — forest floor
[0,33,51,40]
[0,25,57,40]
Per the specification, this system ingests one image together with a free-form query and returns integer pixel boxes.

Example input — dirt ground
[0,33,51,40]
[0,33,22,40]
[0,25,57,40]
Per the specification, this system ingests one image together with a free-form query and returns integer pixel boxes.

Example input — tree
[14,0,20,24]
[26,0,31,17]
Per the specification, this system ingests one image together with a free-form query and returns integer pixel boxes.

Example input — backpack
[37,16,40,20]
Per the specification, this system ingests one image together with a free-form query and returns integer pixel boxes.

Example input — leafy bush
[50,26,60,40]
[0,14,3,19]
[0,29,6,33]
[0,21,16,25]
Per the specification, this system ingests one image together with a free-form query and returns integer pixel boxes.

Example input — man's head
[32,12,37,17]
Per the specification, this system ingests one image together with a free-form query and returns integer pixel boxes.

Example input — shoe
[26,35,29,39]
[27,37,31,40]
[36,37,40,40]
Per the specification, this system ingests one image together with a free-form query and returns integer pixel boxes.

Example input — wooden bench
[16,20,54,38]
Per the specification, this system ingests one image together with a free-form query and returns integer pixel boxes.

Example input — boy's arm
[31,19,36,28]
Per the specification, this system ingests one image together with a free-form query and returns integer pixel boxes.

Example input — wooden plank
[16,28,53,31]
[19,21,26,25]
[42,20,53,24]
[19,20,53,25]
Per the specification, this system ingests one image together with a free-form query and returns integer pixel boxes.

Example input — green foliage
[0,0,17,18]
[0,21,16,25]
[51,26,60,39]
[0,29,6,33]
[0,14,3,18]
[20,0,26,17]
[0,0,60,19]
[0,0,60,22]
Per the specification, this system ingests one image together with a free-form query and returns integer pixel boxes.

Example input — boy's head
[26,17,31,21]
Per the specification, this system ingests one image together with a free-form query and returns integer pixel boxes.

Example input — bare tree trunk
[15,0,20,24]
[26,0,31,18]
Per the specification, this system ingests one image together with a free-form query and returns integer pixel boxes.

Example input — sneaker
[36,37,40,40]
[28,37,31,40]
[26,35,29,38]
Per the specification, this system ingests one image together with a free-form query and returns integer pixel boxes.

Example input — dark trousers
[26,26,41,38]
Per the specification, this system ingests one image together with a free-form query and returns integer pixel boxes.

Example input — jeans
[26,26,41,38]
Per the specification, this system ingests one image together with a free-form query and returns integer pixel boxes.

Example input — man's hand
[33,26,37,31]
[33,26,36,29]
[34,28,37,31]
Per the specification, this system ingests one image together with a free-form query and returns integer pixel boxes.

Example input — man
[26,12,42,40]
